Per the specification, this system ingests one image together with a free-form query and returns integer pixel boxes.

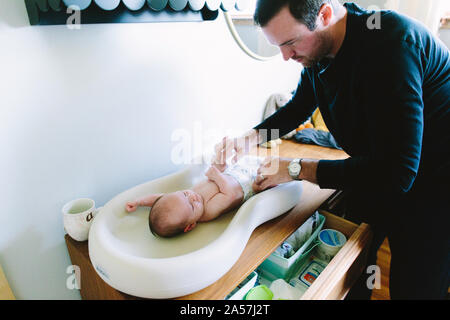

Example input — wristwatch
[288,158,303,180]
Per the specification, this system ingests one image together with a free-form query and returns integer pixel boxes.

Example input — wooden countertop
[64,139,348,300]
[0,264,15,300]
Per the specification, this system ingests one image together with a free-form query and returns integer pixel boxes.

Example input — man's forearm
[299,159,319,185]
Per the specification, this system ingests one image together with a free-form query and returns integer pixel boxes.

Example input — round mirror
[224,0,280,61]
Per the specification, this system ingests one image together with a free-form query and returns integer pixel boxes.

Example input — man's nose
[280,47,294,61]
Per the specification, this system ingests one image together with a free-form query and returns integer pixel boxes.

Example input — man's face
[262,5,333,67]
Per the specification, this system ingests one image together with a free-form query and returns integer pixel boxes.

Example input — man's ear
[184,222,197,233]
[138,193,164,207]
[319,3,333,27]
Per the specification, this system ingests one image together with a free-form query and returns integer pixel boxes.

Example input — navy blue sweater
[255,3,450,194]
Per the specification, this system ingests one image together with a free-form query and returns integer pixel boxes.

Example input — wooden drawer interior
[300,210,373,300]
[223,210,372,300]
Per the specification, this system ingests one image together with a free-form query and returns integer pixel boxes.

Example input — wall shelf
[24,0,250,25]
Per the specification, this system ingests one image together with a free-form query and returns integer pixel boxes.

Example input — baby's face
[161,189,204,229]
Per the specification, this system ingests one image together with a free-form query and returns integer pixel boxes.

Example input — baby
[125,157,263,238]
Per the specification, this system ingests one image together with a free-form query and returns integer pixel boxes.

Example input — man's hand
[253,157,320,192]
[252,157,294,192]
[213,130,261,167]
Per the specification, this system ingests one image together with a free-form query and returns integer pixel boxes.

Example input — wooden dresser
[65,140,373,300]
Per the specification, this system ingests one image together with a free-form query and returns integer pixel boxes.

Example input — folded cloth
[294,128,342,150]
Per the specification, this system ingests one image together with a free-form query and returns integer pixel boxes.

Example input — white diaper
[223,156,264,202]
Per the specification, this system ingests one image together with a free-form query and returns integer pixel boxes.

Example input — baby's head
[149,190,204,237]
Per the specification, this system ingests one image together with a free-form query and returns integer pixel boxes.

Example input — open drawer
[300,210,373,299]
[230,210,373,300]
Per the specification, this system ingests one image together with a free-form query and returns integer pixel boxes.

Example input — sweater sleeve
[317,40,425,194]
[253,69,317,142]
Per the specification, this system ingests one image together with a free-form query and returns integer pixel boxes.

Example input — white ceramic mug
[63,198,101,241]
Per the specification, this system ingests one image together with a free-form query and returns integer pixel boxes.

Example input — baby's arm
[201,166,240,221]
[205,166,234,195]
[200,194,234,221]
[125,193,163,213]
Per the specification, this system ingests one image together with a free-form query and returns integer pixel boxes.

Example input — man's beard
[293,31,333,67]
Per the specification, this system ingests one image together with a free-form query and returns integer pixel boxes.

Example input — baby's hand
[125,201,138,213]
[205,165,221,180]
[212,161,227,172]
[212,141,228,172]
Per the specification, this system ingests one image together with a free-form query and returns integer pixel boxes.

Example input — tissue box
[258,214,325,281]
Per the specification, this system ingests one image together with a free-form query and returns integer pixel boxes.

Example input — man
[214,0,449,299]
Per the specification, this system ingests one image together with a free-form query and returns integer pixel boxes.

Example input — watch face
[289,163,301,175]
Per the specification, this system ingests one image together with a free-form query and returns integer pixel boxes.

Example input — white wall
[439,28,450,49]
[353,0,449,35]
[0,1,301,299]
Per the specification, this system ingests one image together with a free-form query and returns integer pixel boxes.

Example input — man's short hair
[254,0,337,30]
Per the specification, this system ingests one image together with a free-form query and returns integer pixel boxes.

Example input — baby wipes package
[289,259,327,292]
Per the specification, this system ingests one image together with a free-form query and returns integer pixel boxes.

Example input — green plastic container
[244,285,274,300]
[258,214,325,281]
